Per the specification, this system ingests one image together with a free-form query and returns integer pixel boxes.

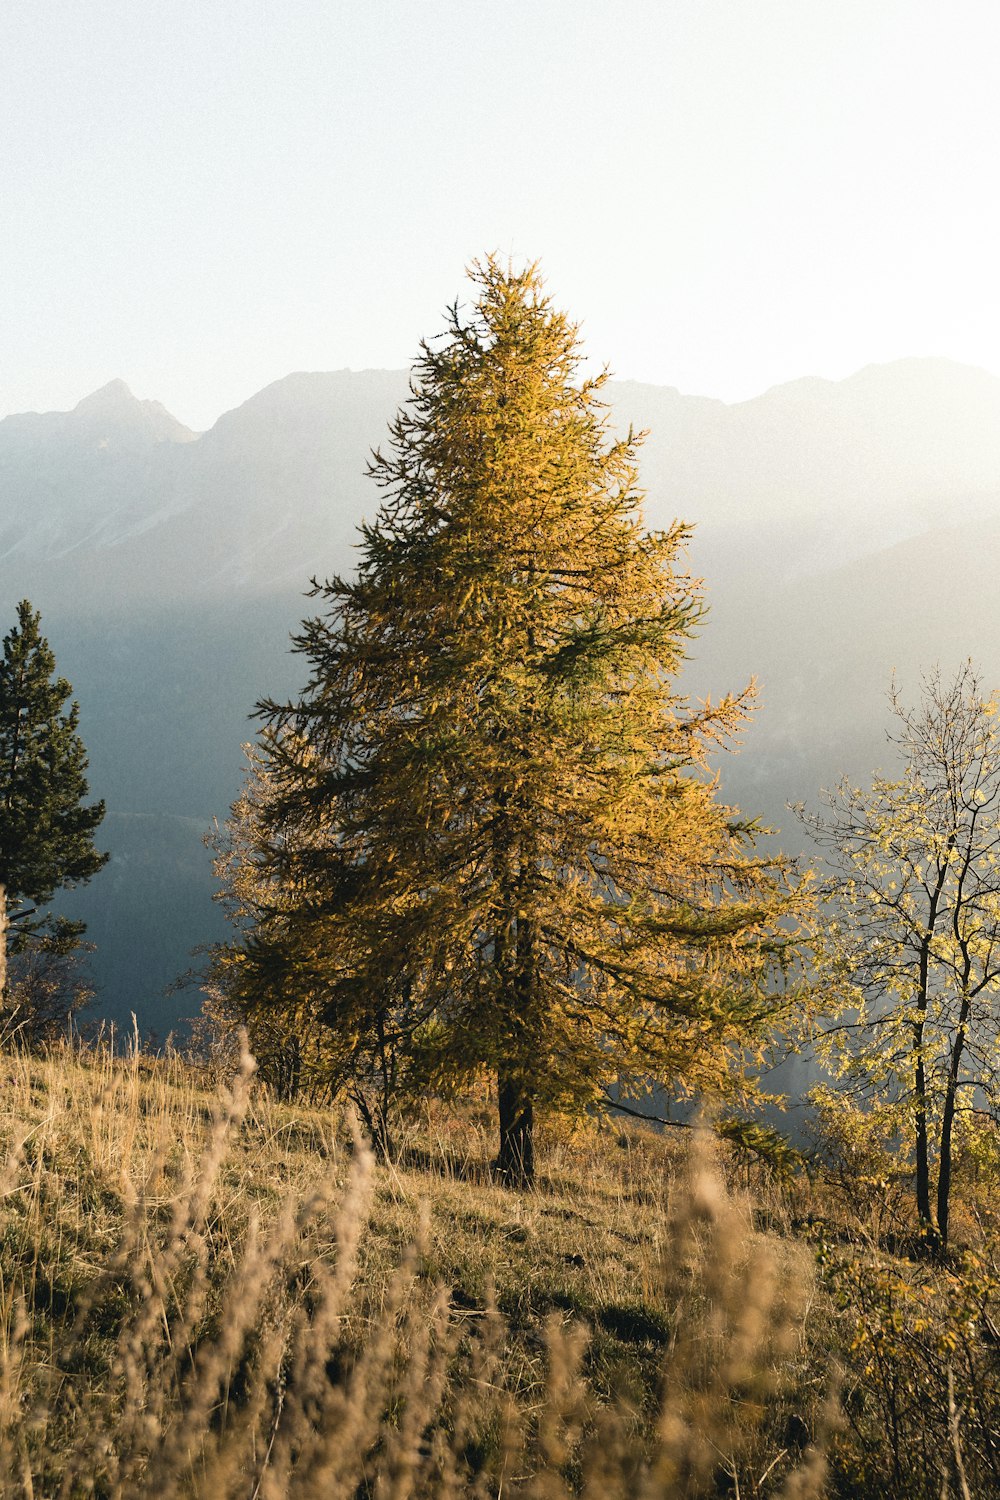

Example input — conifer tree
[224,260,803,1184]
[0,601,108,959]
[208,735,406,1148]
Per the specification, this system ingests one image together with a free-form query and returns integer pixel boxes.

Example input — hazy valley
[3,356,999,1031]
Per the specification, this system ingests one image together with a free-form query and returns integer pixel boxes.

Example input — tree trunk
[913,883,946,1250]
[351,1087,395,1162]
[936,1003,971,1253]
[937,1088,956,1254]
[497,1070,534,1187]
[914,1044,938,1251]
[0,884,6,1007]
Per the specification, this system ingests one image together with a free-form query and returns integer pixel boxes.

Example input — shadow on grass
[393,1143,581,1199]
[394,1143,497,1185]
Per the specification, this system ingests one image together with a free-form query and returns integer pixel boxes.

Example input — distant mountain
[0,380,197,564]
[9,357,1000,608]
[1,378,196,454]
[3,357,1000,1032]
[616,356,1000,584]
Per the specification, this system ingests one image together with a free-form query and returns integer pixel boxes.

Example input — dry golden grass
[2,1035,979,1498]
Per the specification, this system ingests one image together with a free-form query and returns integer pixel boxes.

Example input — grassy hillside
[0,1043,996,1498]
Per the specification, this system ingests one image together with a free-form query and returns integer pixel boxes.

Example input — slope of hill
[3,357,1000,1030]
[0,1042,995,1498]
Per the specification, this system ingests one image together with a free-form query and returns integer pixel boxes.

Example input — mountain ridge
[5,354,1000,590]
[4,355,1000,1031]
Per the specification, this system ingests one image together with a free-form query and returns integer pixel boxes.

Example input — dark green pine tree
[0,601,108,957]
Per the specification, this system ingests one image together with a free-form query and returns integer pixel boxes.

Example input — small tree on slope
[0,601,108,978]
[221,259,805,1184]
[801,664,1000,1252]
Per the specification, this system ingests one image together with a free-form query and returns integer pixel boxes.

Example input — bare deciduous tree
[801,664,1000,1252]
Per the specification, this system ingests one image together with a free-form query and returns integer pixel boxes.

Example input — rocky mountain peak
[69,380,196,446]
[73,378,138,413]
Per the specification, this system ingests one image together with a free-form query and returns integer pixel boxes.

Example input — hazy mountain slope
[38,597,310,1029]
[0,372,410,612]
[619,357,1000,586]
[0,381,197,563]
[3,357,1000,1032]
[8,357,999,612]
[687,515,1000,846]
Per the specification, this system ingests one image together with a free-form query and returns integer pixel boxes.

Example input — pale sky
[2,0,998,431]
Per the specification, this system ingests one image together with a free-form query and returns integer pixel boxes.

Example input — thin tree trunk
[497,898,538,1188]
[914,1038,934,1239]
[936,1000,971,1252]
[351,1086,394,1161]
[937,1094,956,1254]
[0,884,6,1008]
[497,1069,534,1187]
[913,909,941,1247]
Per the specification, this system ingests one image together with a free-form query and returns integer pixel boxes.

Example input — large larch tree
[220,259,804,1183]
